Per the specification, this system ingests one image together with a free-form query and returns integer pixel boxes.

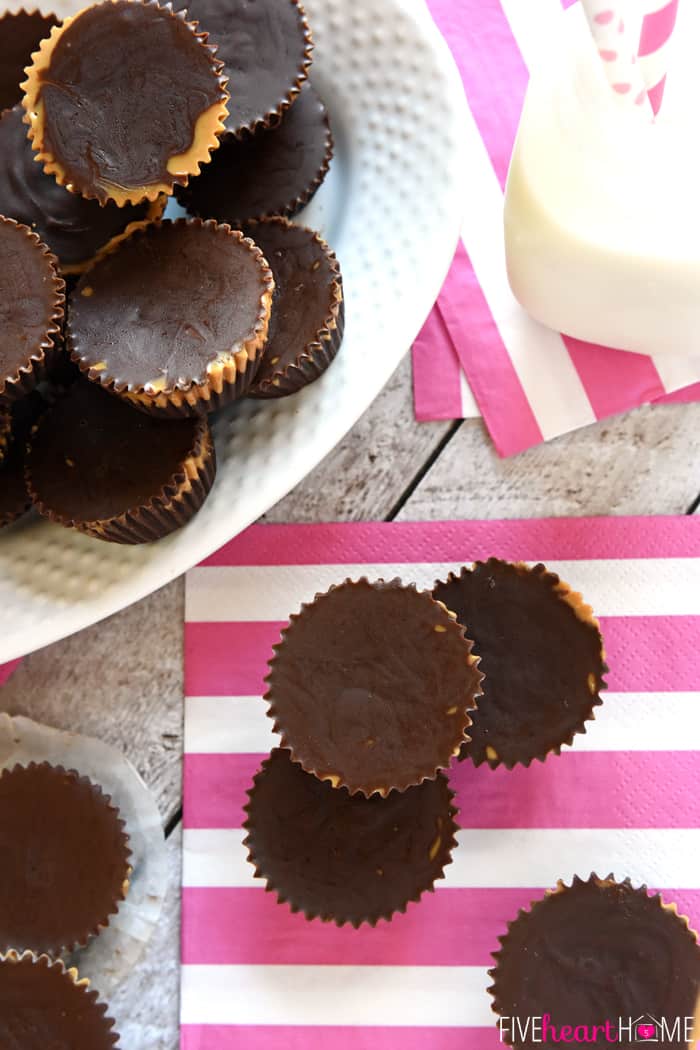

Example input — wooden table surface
[2,356,699,1048]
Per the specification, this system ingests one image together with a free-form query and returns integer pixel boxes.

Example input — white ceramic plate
[0,0,467,662]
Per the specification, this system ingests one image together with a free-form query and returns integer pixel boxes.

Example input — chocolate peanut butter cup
[0,216,64,401]
[244,748,458,927]
[433,559,606,769]
[172,0,313,138]
[0,403,10,465]
[265,578,484,797]
[0,106,165,274]
[489,875,700,1049]
[242,218,344,398]
[0,9,58,113]
[26,380,217,544]
[177,82,333,225]
[0,763,131,955]
[22,0,229,206]
[0,392,47,529]
[67,219,274,417]
[0,951,119,1049]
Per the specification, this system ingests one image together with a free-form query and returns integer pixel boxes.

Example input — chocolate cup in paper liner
[0,216,65,402]
[489,874,700,1049]
[0,9,59,112]
[176,82,333,226]
[0,950,119,1048]
[172,0,313,139]
[0,402,10,465]
[242,218,344,398]
[433,559,607,770]
[244,748,459,927]
[26,380,217,544]
[0,106,167,275]
[0,713,169,997]
[0,762,131,956]
[0,391,48,529]
[67,219,274,418]
[21,0,229,207]
[264,578,484,798]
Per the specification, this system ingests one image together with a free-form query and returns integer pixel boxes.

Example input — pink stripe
[181,1027,501,1050]
[426,0,527,190]
[656,381,700,404]
[182,886,700,966]
[0,659,21,687]
[182,886,532,966]
[183,748,700,830]
[185,622,282,697]
[647,75,667,114]
[411,306,463,421]
[184,614,700,698]
[200,518,700,568]
[436,243,542,457]
[562,336,664,418]
[639,0,678,55]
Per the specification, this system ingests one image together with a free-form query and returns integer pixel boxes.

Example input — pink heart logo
[637,1025,656,1040]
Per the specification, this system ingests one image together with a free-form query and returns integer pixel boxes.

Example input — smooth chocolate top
[36,1,225,203]
[177,82,331,224]
[0,10,58,112]
[266,579,481,796]
[242,219,338,385]
[68,221,269,390]
[0,216,61,382]
[491,876,700,1049]
[245,749,457,926]
[27,381,204,523]
[433,560,606,768]
[0,106,152,269]
[0,763,130,953]
[0,954,118,1049]
[0,392,46,527]
[173,0,311,135]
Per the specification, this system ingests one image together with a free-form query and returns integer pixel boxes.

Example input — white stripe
[182,827,700,890]
[639,36,675,90]
[185,558,700,621]
[459,367,480,418]
[184,692,700,756]
[459,91,595,440]
[499,0,564,73]
[181,963,493,1027]
[652,352,700,395]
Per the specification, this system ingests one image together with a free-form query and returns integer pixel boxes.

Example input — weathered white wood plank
[399,403,700,521]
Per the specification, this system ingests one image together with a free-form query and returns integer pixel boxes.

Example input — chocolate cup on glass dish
[21,0,229,207]
[489,875,700,1050]
[0,392,47,529]
[26,380,217,545]
[433,559,607,769]
[0,216,64,402]
[244,748,458,927]
[67,219,274,418]
[241,218,344,398]
[0,951,119,1049]
[265,578,484,797]
[172,0,313,138]
[0,9,59,112]
[0,763,131,955]
[0,106,166,274]
[176,82,333,226]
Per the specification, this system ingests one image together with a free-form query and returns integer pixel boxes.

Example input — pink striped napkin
[181,516,700,1049]
[413,0,700,455]
[0,659,21,687]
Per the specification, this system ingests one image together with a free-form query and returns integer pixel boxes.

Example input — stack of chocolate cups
[0,762,132,1048]
[243,560,612,927]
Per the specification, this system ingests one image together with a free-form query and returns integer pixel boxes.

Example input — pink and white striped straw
[580,0,652,112]
[638,0,680,113]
